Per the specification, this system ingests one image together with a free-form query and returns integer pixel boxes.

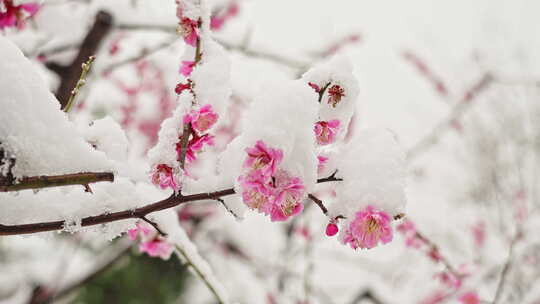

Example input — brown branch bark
[308,194,328,216]
[50,10,113,109]
[0,177,339,236]
[0,172,114,192]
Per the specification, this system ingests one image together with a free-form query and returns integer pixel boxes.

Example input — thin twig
[174,244,228,304]
[317,82,331,103]
[101,37,178,74]
[215,37,310,70]
[215,198,238,218]
[177,28,203,171]
[63,55,95,113]
[493,232,520,303]
[116,23,312,71]
[307,194,328,216]
[413,230,459,277]
[140,216,167,237]
[177,123,193,170]
[407,73,493,160]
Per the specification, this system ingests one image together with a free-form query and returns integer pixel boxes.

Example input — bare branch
[140,216,168,237]
[493,233,521,303]
[407,73,493,160]
[308,194,328,216]
[0,172,114,192]
[0,176,341,236]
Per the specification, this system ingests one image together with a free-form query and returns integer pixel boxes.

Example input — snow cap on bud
[218,79,318,220]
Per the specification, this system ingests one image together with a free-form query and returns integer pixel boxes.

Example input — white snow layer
[332,128,407,218]
[0,36,113,178]
[217,79,319,216]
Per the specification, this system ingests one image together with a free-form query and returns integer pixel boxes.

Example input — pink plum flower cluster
[127,222,173,260]
[150,105,218,191]
[307,80,349,174]
[238,140,306,221]
[0,0,39,30]
[179,104,219,163]
[340,205,393,249]
[151,164,181,191]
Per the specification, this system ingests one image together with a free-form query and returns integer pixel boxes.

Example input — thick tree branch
[51,11,113,109]
[0,172,114,192]
[0,177,339,236]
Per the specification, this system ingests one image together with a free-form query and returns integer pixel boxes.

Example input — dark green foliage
[74,251,187,304]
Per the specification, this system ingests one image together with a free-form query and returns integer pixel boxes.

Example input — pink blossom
[139,239,173,260]
[151,164,180,191]
[177,17,199,47]
[397,220,416,234]
[239,171,272,212]
[210,16,225,31]
[405,236,425,249]
[308,82,321,93]
[268,171,305,221]
[326,222,339,236]
[180,133,215,163]
[127,223,153,241]
[341,205,393,249]
[244,140,283,175]
[183,104,219,134]
[436,271,462,289]
[175,82,191,95]
[0,0,40,30]
[328,84,345,107]
[471,221,486,249]
[317,155,329,173]
[314,120,341,145]
[458,291,479,304]
[397,220,425,248]
[179,60,196,77]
